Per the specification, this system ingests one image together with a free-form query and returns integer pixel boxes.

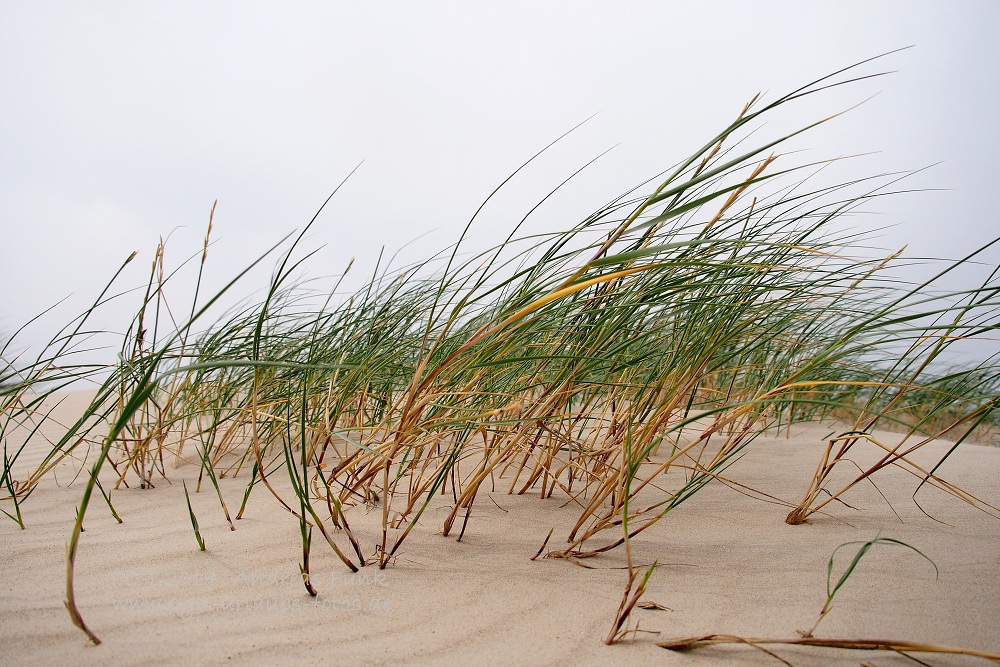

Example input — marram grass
[1,53,999,650]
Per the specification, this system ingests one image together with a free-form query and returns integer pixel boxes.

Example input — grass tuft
[0,52,996,648]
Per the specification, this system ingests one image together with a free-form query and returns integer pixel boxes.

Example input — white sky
[2,2,999,356]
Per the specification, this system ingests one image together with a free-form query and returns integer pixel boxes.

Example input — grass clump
[0,51,997,645]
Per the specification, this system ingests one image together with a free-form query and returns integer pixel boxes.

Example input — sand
[2,391,999,666]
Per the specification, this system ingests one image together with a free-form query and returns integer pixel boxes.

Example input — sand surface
[2,391,999,666]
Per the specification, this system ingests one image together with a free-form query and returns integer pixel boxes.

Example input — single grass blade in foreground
[182,481,205,552]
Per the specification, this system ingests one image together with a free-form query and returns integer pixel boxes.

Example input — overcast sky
[2,2,999,355]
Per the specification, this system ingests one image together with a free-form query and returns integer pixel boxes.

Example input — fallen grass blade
[658,634,1000,662]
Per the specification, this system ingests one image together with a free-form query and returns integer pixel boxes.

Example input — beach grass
[1,51,998,650]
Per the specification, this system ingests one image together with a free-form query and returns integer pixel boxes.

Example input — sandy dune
[2,391,999,666]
